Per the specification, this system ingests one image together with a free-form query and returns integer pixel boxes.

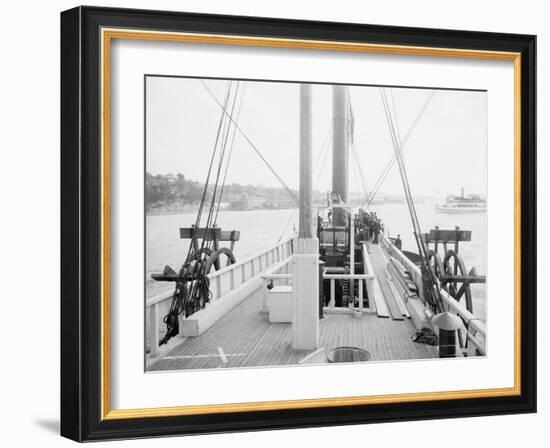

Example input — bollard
[432,312,463,358]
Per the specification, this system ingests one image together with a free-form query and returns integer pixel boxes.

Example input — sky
[145,76,487,197]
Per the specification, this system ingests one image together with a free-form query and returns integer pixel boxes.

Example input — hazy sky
[146,76,487,197]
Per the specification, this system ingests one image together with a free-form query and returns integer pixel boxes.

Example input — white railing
[207,238,294,301]
[379,232,486,355]
[322,270,374,313]
[146,238,295,357]
[261,262,373,314]
[380,233,423,296]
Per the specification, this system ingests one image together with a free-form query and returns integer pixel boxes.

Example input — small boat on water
[436,188,486,214]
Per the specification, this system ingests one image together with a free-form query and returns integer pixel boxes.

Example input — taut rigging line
[364,90,436,209]
[380,88,443,314]
[160,81,241,345]
[200,80,299,206]
[189,81,242,300]
[277,125,333,244]
[214,84,247,224]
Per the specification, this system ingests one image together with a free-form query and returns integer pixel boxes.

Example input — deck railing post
[359,279,363,313]
[216,275,222,299]
[350,211,355,297]
[470,330,484,356]
[366,277,373,310]
[330,279,335,309]
[261,279,269,312]
[150,303,159,358]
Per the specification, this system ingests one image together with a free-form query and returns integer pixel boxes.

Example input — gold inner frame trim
[100,27,522,421]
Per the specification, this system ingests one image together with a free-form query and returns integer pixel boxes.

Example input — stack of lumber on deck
[387,255,433,330]
[388,256,418,298]
[385,268,410,319]
[365,244,409,321]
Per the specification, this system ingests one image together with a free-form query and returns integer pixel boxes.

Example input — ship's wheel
[427,249,445,282]
[205,247,236,273]
[191,247,213,263]
[442,250,478,350]
[442,250,473,313]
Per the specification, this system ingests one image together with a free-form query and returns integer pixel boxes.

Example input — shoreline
[146,206,298,217]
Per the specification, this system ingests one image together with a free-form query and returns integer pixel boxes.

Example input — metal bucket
[327,346,371,363]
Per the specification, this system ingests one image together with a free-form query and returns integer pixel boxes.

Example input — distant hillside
[145,172,299,214]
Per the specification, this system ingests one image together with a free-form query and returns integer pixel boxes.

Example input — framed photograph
[61,6,536,441]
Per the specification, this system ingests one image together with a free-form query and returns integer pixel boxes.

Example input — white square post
[292,84,319,350]
[292,238,319,350]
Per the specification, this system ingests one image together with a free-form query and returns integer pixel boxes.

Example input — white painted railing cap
[432,311,463,331]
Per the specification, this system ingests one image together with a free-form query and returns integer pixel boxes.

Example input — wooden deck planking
[149,286,437,371]
[369,245,404,320]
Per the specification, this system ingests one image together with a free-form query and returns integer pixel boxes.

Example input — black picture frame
[61,5,536,442]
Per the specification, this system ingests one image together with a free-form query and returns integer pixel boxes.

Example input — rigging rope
[364,90,436,208]
[189,81,242,305]
[277,125,333,243]
[214,84,247,224]
[350,141,370,201]
[380,88,443,314]
[390,90,402,143]
[314,127,333,192]
[201,82,241,240]
[160,81,239,344]
[200,80,299,206]
[345,93,379,214]
[188,81,241,305]
[192,83,234,239]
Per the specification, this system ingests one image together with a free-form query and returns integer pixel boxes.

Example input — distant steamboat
[436,188,486,214]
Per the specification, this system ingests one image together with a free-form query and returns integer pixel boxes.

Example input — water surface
[146,198,487,320]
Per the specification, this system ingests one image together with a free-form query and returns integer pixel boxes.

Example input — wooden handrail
[208,238,293,279]
[379,233,486,339]
[262,273,292,280]
[147,289,174,307]
[146,238,294,308]
[323,273,374,280]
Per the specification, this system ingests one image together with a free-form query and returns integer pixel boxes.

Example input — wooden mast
[291,83,319,350]
[299,84,313,239]
[332,85,348,226]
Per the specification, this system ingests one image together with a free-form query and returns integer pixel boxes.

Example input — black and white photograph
[145,76,488,371]
[53,3,538,443]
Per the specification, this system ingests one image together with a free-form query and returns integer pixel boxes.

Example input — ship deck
[148,281,437,372]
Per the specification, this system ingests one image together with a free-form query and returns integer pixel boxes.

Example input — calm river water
[146,198,487,320]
